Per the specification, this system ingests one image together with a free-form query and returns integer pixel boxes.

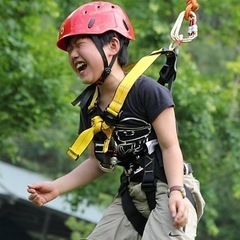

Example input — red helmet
[57,1,135,51]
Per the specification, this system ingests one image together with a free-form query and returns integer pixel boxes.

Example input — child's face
[67,36,104,85]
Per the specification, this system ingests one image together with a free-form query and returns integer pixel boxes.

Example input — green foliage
[0,0,73,140]
[0,0,77,165]
[1,0,240,239]
[65,216,95,240]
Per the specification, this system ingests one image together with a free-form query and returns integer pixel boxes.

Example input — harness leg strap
[121,189,147,236]
[119,173,147,236]
[141,154,157,211]
[119,159,197,236]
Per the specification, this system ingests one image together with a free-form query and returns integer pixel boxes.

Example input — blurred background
[0,0,239,239]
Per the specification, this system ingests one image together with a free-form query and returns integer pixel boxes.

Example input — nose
[69,47,79,59]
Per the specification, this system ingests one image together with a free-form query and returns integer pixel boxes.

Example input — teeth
[76,62,87,72]
[76,63,83,69]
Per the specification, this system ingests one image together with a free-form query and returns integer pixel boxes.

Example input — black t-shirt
[78,75,174,164]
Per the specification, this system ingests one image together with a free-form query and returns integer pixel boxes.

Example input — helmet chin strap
[91,35,121,85]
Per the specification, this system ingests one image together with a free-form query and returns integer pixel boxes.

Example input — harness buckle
[141,173,156,192]
[104,109,118,125]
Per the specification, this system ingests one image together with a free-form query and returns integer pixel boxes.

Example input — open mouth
[76,62,87,72]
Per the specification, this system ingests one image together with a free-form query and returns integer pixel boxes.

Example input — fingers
[173,203,188,227]
[169,196,188,227]
[27,187,36,200]
[27,185,44,207]
[28,193,44,207]
[27,183,41,190]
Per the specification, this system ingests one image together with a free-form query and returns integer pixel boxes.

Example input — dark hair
[94,31,130,67]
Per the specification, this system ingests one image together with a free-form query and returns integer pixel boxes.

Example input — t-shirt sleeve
[136,76,174,123]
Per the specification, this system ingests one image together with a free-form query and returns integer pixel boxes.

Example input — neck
[97,68,125,110]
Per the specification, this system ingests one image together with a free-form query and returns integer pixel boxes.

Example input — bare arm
[152,107,184,188]
[28,142,105,206]
[152,107,187,227]
[54,143,105,194]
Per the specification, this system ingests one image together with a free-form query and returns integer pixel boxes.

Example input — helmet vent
[123,19,129,31]
[88,18,95,28]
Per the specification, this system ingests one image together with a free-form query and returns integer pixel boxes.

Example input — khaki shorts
[87,174,205,240]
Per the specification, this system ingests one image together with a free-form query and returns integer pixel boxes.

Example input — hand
[27,181,60,207]
[168,191,188,227]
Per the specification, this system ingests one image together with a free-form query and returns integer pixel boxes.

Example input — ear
[108,37,121,56]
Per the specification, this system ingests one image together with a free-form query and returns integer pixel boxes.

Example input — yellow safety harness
[67,48,172,160]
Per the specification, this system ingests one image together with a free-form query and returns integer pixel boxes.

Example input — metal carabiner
[169,10,198,50]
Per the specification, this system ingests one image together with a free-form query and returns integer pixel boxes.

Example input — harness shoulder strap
[71,83,96,107]
[106,48,165,118]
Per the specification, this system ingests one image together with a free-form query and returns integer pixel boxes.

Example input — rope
[184,0,199,20]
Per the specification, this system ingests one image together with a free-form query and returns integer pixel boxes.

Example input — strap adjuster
[141,181,156,193]
[104,109,118,125]
[141,173,156,192]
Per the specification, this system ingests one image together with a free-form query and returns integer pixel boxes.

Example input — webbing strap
[106,48,164,117]
[141,154,157,211]
[122,188,147,236]
[67,116,114,160]
[87,87,99,111]
[67,48,165,160]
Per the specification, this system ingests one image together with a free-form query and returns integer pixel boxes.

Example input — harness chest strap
[67,48,166,160]
[67,115,114,159]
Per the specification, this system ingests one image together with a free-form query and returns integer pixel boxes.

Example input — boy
[28,2,204,239]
